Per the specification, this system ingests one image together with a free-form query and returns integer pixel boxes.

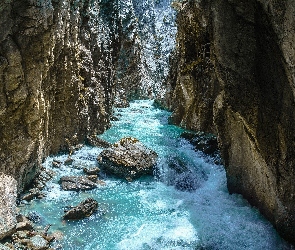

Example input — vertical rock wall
[0,0,120,191]
[167,0,295,243]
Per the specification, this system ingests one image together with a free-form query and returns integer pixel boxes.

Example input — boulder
[0,173,17,240]
[27,235,49,250]
[59,176,97,191]
[63,198,98,220]
[83,167,100,175]
[97,137,158,180]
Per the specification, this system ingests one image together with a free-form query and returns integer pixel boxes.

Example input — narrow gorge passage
[1,0,295,249]
[19,101,291,249]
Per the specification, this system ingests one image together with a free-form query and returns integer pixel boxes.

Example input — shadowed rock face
[166,0,295,243]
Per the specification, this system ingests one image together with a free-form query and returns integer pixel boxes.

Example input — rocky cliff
[167,0,295,243]
[0,0,176,191]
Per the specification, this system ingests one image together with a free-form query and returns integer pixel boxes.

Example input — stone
[97,137,158,180]
[59,176,97,191]
[87,175,98,182]
[52,160,61,168]
[16,221,33,231]
[64,158,73,166]
[27,235,49,250]
[180,131,219,156]
[26,211,42,224]
[63,198,98,220]
[0,173,17,240]
[83,167,100,175]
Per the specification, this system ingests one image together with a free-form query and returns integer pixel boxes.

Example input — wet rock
[60,176,97,191]
[52,160,62,168]
[27,235,49,250]
[64,158,73,166]
[159,156,207,192]
[180,131,219,156]
[26,211,42,224]
[86,135,112,148]
[16,221,33,231]
[97,137,158,180]
[0,173,17,240]
[83,167,100,175]
[63,198,98,220]
[87,175,98,182]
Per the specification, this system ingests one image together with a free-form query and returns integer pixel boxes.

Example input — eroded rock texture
[167,0,295,243]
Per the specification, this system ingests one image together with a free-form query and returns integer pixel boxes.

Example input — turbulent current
[19,100,290,249]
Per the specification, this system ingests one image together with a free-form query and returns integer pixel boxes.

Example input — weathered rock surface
[83,167,100,176]
[0,173,17,240]
[63,198,98,220]
[59,176,97,191]
[97,137,158,180]
[166,0,295,243]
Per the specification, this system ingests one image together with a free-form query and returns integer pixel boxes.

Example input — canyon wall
[0,0,175,192]
[0,0,121,192]
[167,0,295,243]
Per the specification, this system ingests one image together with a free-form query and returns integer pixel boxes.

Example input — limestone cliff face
[0,0,120,191]
[167,0,295,243]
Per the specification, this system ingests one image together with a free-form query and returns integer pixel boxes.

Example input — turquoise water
[20,100,290,249]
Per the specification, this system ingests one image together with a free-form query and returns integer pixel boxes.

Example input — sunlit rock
[97,137,158,180]
[63,198,98,220]
[0,173,17,240]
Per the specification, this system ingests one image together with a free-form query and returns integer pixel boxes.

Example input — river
[19,100,290,249]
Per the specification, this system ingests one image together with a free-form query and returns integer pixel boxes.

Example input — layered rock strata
[167,0,295,243]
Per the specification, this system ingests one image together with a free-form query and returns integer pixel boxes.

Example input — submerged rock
[0,173,17,240]
[60,176,97,191]
[27,235,49,250]
[157,156,207,192]
[97,137,158,180]
[63,198,98,220]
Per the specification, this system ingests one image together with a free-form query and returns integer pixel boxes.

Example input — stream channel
[19,100,290,249]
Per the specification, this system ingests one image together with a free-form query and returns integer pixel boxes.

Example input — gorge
[0,0,295,248]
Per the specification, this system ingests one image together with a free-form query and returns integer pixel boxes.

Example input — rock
[165,0,295,243]
[86,135,112,148]
[26,211,42,224]
[27,235,49,250]
[83,167,100,175]
[0,173,17,240]
[63,198,98,220]
[59,176,97,191]
[180,131,219,156]
[159,156,207,192]
[87,175,98,182]
[52,160,62,168]
[16,221,33,231]
[64,158,73,166]
[97,137,158,180]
